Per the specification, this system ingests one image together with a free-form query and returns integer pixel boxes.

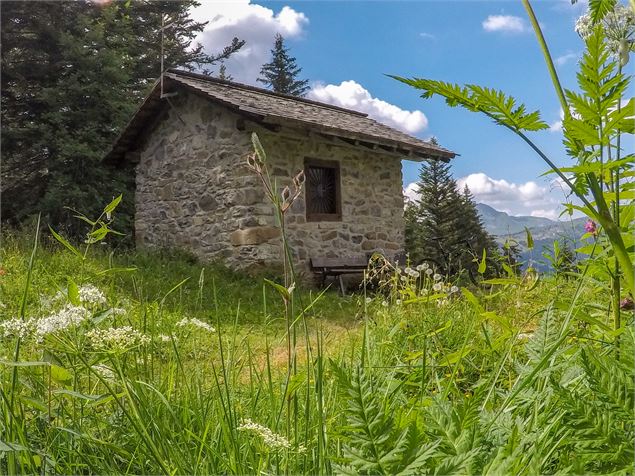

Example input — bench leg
[339,275,346,295]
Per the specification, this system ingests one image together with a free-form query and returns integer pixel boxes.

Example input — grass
[0,228,633,475]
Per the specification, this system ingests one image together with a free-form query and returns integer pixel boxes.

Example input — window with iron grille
[304,158,341,221]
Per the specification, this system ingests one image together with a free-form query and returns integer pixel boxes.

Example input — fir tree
[1,1,244,239]
[257,33,309,96]
[405,141,498,278]
[217,63,233,81]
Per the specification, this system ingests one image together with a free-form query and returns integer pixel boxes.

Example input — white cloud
[548,108,565,133]
[419,32,436,40]
[549,120,563,132]
[404,182,420,203]
[308,80,429,134]
[530,209,560,220]
[555,52,578,66]
[403,172,576,219]
[190,1,309,84]
[482,15,528,33]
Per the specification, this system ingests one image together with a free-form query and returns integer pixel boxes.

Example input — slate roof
[105,69,456,163]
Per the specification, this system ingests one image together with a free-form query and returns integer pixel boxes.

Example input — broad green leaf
[50,365,73,386]
[477,248,487,274]
[438,347,472,366]
[264,278,290,300]
[88,225,109,243]
[461,287,483,313]
[49,226,83,259]
[67,277,80,306]
[525,227,534,250]
[103,194,123,214]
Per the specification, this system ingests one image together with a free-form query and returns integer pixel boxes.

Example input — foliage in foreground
[0,224,632,475]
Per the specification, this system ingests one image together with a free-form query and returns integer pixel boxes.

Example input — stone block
[230,226,281,246]
[199,194,217,211]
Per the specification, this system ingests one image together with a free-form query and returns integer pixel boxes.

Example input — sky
[188,0,601,220]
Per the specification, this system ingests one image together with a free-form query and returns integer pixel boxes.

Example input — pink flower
[584,220,597,235]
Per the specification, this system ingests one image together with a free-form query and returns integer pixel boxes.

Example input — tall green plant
[391,1,634,312]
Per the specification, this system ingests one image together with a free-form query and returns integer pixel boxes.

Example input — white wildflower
[433,283,443,292]
[450,285,460,294]
[238,419,294,451]
[35,305,89,340]
[575,13,593,39]
[111,307,126,316]
[400,275,408,282]
[433,273,443,281]
[425,268,433,276]
[381,301,389,307]
[91,364,116,381]
[405,267,413,275]
[158,334,174,343]
[0,317,37,339]
[517,332,534,341]
[416,263,428,271]
[86,326,150,351]
[396,299,402,306]
[78,285,107,306]
[408,269,420,278]
[176,317,215,332]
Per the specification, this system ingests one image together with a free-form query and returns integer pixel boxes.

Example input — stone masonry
[135,91,405,277]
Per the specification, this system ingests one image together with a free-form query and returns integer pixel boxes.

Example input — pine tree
[217,62,233,81]
[405,141,498,278]
[257,33,309,96]
[1,1,244,239]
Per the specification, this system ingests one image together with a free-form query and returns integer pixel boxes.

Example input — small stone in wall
[199,194,217,211]
[230,226,281,246]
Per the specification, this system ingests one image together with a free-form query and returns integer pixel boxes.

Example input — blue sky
[190,0,601,219]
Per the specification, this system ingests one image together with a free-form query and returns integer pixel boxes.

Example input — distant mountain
[476,203,555,236]
[475,203,587,271]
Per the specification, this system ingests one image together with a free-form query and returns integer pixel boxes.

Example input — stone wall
[135,91,405,277]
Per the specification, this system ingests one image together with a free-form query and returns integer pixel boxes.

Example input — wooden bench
[310,256,370,295]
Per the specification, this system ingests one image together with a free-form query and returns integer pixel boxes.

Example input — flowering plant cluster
[575,4,634,63]
[175,317,216,333]
[238,418,305,453]
[1,304,90,342]
[365,254,460,307]
[86,326,150,352]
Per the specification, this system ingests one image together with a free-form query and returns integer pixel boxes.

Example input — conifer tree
[405,140,499,278]
[1,1,244,239]
[217,63,233,81]
[257,33,309,96]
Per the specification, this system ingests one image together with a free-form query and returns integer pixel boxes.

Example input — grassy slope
[1,230,632,475]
